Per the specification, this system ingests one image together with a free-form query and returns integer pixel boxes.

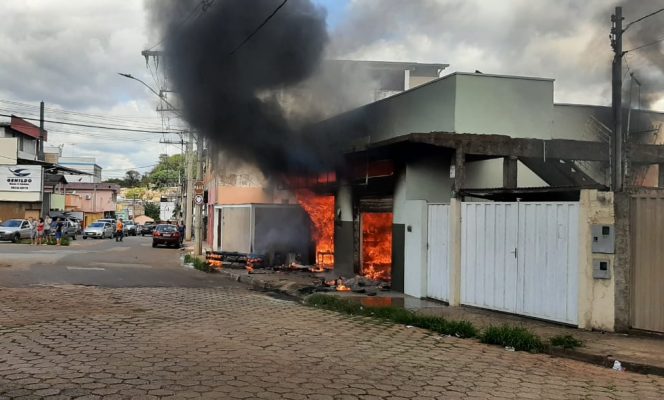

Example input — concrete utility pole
[611,6,624,192]
[194,136,204,256]
[185,131,194,241]
[39,101,45,161]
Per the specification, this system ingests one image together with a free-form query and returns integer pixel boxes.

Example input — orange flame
[361,213,393,282]
[336,283,351,292]
[296,190,335,267]
[246,265,254,273]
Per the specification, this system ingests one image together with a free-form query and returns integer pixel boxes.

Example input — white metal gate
[426,204,451,302]
[461,202,579,325]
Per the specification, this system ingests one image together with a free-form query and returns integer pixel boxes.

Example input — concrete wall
[577,190,616,331]
[69,190,116,213]
[368,76,457,143]
[0,138,18,164]
[454,73,554,139]
[405,156,452,202]
[334,182,354,277]
[464,159,547,189]
[216,187,272,205]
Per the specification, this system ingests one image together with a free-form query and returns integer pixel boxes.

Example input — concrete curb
[214,268,664,377]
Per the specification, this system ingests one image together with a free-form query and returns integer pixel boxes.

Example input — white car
[0,219,32,243]
[83,222,114,239]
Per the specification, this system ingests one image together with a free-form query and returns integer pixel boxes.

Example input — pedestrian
[55,218,64,246]
[177,221,185,245]
[115,218,124,242]
[44,215,52,239]
[28,217,36,245]
[36,218,45,246]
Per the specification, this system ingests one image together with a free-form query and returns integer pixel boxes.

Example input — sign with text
[0,165,42,192]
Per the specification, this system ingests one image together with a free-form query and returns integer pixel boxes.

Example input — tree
[144,202,160,221]
[124,170,142,187]
[145,154,185,188]
[125,187,147,201]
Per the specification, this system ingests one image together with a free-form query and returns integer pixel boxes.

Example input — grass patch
[479,325,544,353]
[192,256,212,272]
[305,294,477,338]
[549,334,583,349]
[184,254,194,264]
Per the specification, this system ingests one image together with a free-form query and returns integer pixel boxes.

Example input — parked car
[124,221,137,236]
[66,218,82,235]
[49,220,78,240]
[83,222,114,239]
[0,219,32,243]
[152,224,181,248]
[140,223,156,236]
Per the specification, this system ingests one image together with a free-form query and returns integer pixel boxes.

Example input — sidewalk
[213,267,664,376]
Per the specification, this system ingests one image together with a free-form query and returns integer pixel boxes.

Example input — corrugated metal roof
[10,115,46,140]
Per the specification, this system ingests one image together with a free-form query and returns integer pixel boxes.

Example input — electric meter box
[591,225,615,254]
[593,259,612,280]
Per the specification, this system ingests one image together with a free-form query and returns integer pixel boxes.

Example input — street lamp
[117,73,180,115]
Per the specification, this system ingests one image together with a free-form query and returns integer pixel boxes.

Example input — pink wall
[72,190,116,213]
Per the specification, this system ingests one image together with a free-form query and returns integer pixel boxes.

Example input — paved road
[0,235,227,288]
[1,239,664,399]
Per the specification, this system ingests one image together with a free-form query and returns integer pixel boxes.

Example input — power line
[0,113,183,134]
[625,36,664,53]
[0,99,176,127]
[229,0,288,55]
[145,0,215,51]
[625,7,664,31]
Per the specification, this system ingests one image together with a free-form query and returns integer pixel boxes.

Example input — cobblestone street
[1,286,663,399]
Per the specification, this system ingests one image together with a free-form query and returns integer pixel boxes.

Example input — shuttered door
[631,196,664,333]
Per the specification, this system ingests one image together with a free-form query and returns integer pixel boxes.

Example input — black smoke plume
[153,0,332,177]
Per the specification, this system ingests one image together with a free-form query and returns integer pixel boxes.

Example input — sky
[0,0,662,179]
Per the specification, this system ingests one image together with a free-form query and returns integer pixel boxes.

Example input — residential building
[58,156,102,183]
[64,182,119,227]
[207,60,448,249]
[303,70,664,333]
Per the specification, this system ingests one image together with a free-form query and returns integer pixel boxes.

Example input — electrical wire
[0,113,183,134]
[229,0,288,55]
[625,36,664,53]
[625,7,664,32]
[145,0,215,51]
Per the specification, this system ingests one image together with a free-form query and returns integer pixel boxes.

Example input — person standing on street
[36,218,45,246]
[55,218,64,246]
[44,215,52,239]
[28,217,36,245]
[115,219,124,242]
[177,221,185,246]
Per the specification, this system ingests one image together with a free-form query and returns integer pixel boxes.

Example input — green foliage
[549,334,583,349]
[305,295,477,338]
[184,254,193,264]
[479,325,544,353]
[124,170,142,187]
[42,236,70,246]
[144,202,161,221]
[145,154,185,188]
[125,187,147,201]
[192,256,212,272]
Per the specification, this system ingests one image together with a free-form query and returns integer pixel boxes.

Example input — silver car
[82,222,114,239]
[0,219,32,243]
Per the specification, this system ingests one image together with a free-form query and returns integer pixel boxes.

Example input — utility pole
[611,6,624,192]
[39,101,45,161]
[185,131,194,241]
[160,135,188,222]
[194,136,204,256]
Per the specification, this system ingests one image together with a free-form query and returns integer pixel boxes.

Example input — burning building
[148,1,664,334]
